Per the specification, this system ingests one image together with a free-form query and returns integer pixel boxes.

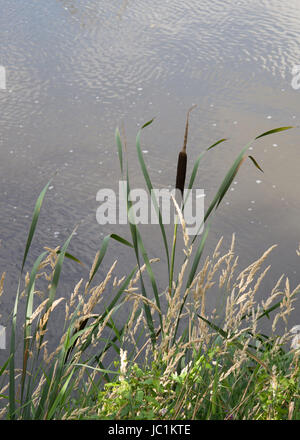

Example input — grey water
[1,0,300,365]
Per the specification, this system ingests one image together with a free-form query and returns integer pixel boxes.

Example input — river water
[0,0,300,362]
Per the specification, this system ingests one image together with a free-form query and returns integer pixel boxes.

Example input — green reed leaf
[255,126,293,140]
[21,179,52,273]
[136,129,170,274]
[248,155,264,173]
[206,138,228,151]
[141,117,155,129]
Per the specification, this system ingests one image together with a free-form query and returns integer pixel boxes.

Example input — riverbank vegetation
[0,117,299,420]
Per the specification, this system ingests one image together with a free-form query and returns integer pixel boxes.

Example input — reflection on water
[0,0,300,350]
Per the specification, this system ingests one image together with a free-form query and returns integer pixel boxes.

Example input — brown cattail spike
[175,105,197,196]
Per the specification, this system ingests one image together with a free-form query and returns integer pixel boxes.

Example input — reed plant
[0,114,299,420]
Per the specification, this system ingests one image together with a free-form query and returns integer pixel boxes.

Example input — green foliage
[94,344,300,420]
[98,363,175,420]
[253,359,300,420]
[0,118,298,420]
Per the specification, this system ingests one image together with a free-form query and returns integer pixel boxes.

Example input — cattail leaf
[171,222,211,346]
[141,117,155,129]
[21,251,48,405]
[135,129,170,274]
[123,167,157,343]
[10,179,53,419]
[73,363,119,375]
[47,229,76,310]
[188,139,227,192]
[187,151,206,190]
[197,314,270,372]
[46,370,75,419]
[206,138,228,151]
[115,127,124,175]
[204,154,246,221]
[215,156,246,209]
[243,287,300,322]
[77,268,138,358]
[186,222,211,289]
[34,229,76,361]
[136,228,162,317]
[88,233,133,287]
[9,279,21,419]
[248,155,264,173]
[21,179,52,273]
[125,159,162,333]
[56,251,85,266]
[110,233,133,248]
[34,363,56,419]
[255,126,293,140]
